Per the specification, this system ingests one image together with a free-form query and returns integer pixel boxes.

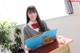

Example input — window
[0,0,68,25]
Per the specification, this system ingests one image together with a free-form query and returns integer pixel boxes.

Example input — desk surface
[29,36,73,53]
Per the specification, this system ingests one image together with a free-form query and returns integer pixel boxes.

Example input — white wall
[72,2,80,14]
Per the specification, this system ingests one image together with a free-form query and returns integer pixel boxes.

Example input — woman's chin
[32,19,36,21]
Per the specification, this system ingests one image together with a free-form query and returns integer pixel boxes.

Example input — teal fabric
[25,29,57,50]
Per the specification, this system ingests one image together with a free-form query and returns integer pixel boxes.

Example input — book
[25,29,57,50]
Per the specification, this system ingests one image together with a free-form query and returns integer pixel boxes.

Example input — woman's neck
[30,20,37,24]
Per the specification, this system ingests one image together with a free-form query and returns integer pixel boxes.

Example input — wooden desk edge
[49,36,73,53]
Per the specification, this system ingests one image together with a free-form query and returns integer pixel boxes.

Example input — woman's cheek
[32,17,36,21]
[32,15,37,20]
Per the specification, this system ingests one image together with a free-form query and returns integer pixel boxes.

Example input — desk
[29,36,73,53]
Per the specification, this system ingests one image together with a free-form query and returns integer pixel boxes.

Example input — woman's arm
[23,29,28,40]
[23,27,30,51]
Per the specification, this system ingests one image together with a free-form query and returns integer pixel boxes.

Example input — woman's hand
[57,36,65,44]
[24,48,30,53]
[24,48,30,51]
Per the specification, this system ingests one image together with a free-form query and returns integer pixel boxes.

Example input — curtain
[64,0,74,14]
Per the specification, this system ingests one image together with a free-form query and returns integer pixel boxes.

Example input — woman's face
[28,11,37,22]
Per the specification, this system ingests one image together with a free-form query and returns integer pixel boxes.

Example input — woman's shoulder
[23,24,29,30]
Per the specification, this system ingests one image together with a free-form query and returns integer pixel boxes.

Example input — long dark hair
[26,6,45,32]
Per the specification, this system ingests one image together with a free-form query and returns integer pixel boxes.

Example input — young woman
[23,6,50,52]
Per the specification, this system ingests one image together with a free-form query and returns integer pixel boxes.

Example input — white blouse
[27,21,39,32]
